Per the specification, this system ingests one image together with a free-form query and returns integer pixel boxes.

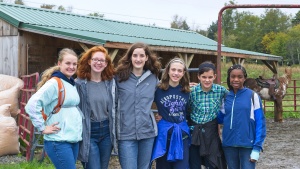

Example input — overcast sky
[19,0,300,29]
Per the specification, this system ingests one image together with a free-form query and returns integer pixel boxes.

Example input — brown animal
[244,68,292,122]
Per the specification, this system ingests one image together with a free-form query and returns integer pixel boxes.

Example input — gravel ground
[1,118,300,169]
[0,155,26,164]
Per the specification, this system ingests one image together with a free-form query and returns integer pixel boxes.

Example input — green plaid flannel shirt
[189,83,228,126]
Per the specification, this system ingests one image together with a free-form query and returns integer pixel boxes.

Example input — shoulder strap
[52,77,65,114]
[42,77,65,120]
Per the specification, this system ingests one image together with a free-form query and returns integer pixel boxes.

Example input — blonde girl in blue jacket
[217,64,266,169]
[25,48,82,169]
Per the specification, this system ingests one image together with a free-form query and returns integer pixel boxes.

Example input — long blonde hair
[158,58,190,92]
[36,48,77,90]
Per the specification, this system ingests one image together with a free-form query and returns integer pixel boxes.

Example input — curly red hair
[77,46,115,80]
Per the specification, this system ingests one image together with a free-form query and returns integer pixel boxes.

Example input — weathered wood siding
[18,32,84,76]
[0,19,19,76]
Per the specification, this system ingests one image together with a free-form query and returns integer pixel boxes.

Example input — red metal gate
[18,72,40,161]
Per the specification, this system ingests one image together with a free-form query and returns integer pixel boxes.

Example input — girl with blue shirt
[218,64,266,169]
[151,58,191,169]
[25,48,82,169]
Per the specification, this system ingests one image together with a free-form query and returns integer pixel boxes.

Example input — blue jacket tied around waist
[151,119,190,162]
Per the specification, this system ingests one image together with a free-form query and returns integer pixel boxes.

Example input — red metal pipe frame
[217,4,300,83]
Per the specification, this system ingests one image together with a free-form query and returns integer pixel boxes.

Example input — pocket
[192,100,205,113]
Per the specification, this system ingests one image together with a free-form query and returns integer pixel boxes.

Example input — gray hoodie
[116,70,158,141]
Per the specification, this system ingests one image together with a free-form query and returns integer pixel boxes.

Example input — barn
[0,3,282,83]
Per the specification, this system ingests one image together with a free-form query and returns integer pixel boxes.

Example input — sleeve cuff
[38,125,45,132]
[253,145,261,152]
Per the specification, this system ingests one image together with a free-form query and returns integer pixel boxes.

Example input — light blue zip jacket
[217,88,266,151]
[25,78,83,142]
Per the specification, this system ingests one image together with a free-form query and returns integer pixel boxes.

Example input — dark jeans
[82,120,112,169]
[156,137,189,169]
[189,144,216,169]
[223,147,255,169]
[44,140,79,169]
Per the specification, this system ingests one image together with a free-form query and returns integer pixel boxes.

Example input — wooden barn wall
[0,19,19,76]
[0,19,18,36]
[18,32,85,76]
[155,51,217,82]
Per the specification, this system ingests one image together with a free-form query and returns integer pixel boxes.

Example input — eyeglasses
[91,58,106,64]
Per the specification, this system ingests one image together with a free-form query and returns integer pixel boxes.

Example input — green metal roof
[0,3,282,60]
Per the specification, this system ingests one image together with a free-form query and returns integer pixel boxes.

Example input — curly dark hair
[227,64,247,91]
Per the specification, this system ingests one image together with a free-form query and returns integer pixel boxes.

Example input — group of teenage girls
[25,42,266,169]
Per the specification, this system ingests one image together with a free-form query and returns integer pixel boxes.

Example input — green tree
[286,25,300,64]
[14,0,24,5]
[170,15,190,30]
[231,11,261,51]
[222,0,236,37]
[58,5,65,11]
[268,32,288,59]
[207,21,217,40]
[261,32,277,53]
[292,10,300,26]
[88,12,104,18]
[260,9,291,35]
[41,4,55,9]
[196,29,207,37]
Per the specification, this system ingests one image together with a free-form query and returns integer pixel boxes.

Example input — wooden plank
[78,42,89,51]
[262,60,277,74]
[186,54,194,68]
[0,19,3,36]
[0,36,18,76]
[109,49,119,61]
[0,19,18,36]
[177,53,184,60]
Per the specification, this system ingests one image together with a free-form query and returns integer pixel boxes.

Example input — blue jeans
[156,137,189,169]
[189,145,216,169]
[118,137,155,169]
[223,147,256,169]
[82,120,112,169]
[44,140,79,169]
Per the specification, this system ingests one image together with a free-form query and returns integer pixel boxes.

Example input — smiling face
[89,51,107,74]
[198,70,216,92]
[168,62,185,87]
[230,69,246,93]
[131,48,148,71]
[58,53,78,79]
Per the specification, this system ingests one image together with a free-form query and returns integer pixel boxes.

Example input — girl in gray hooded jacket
[115,42,161,169]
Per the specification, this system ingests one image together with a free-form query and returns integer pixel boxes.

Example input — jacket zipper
[230,94,236,129]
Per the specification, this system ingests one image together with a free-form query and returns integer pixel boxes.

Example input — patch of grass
[0,159,55,169]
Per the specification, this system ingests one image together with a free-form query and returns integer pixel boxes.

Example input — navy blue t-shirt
[154,85,190,123]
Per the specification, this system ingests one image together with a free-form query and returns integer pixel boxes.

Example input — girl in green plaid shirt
[188,61,228,169]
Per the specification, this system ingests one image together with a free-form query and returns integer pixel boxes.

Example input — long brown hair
[37,48,77,90]
[115,42,161,82]
[158,58,190,92]
[77,46,115,81]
